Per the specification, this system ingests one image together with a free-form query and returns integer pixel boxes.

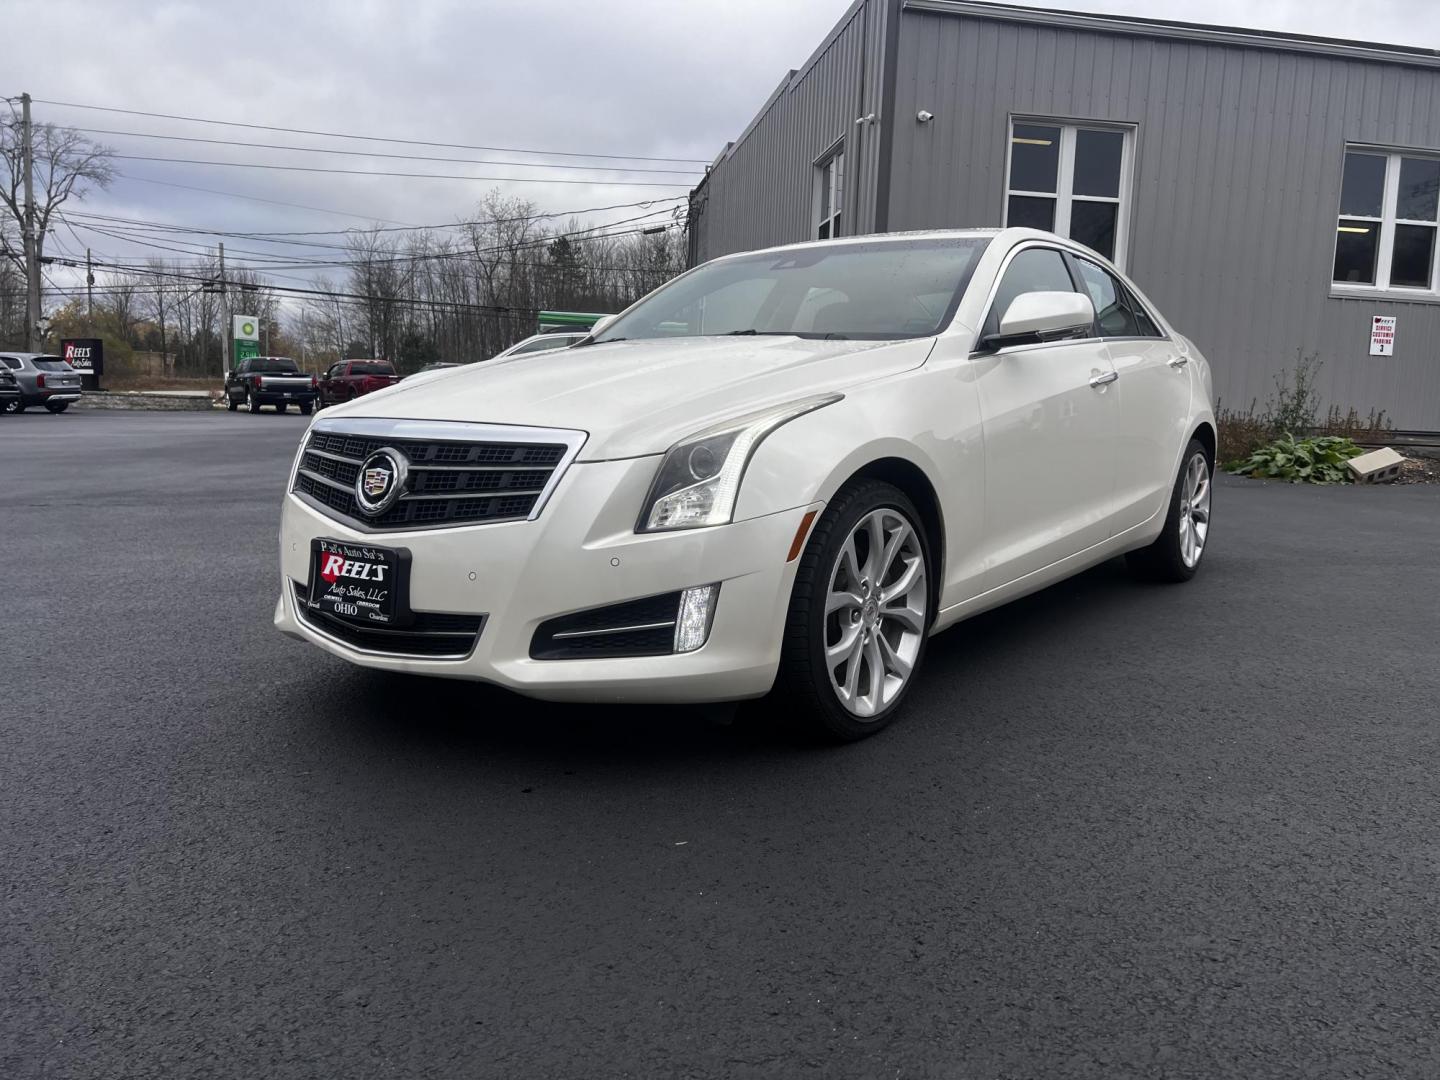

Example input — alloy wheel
[1179,452,1211,568]
[824,507,928,719]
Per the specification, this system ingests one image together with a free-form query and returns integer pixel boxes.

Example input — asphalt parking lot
[4,409,1440,1079]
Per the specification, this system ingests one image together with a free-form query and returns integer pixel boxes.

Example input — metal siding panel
[891,9,1440,426]
[699,4,1440,426]
[689,1,874,262]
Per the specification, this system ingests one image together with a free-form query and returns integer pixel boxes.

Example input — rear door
[972,244,1120,588]
[1069,255,1191,533]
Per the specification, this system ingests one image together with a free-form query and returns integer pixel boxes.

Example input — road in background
[4,412,1440,1079]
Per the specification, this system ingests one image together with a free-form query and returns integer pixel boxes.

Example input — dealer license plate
[307,538,412,628]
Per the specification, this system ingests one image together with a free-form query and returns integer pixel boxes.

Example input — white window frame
[813,141,844,241]
[1002,117,1136,270]
[1331,146,1440,299]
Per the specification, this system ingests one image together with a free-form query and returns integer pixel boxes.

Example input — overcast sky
[9,0,1440,287]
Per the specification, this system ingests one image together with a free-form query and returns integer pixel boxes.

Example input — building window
[1004,120,1132,265]
[815,146,844,240]
[1333,148,1440,292]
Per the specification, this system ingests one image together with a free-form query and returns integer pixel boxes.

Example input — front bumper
[274,456,819,704]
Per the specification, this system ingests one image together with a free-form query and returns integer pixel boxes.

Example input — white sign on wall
[1370,315,1396,356]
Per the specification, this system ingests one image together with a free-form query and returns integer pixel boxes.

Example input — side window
[235,360,248,375]
[1122,285,1164,338]
[814,146,844,240]
[986,247,1076,335]
[2,358,21,370]
[1072,258,1139,337]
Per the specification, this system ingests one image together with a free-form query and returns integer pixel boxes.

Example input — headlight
[638,394,842,532]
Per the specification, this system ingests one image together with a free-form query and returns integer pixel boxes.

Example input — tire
[2,399,20,414]
[299,402,313,416]
[1127,438,1212,583]
[774,479,933,742]
[247,391,260,414]
[227,394,239,412]
[44,402,69,414]
[276,402,287,414]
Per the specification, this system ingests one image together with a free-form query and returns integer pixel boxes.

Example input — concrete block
[1346,447,1405,484]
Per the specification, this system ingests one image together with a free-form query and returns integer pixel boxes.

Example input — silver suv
[0,353,83,414]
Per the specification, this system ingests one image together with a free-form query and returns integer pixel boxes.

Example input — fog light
[674,584,720,653]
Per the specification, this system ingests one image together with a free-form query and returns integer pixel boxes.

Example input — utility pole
[86,248,94,326]
[218,241,227,376]
[20,92,41,351]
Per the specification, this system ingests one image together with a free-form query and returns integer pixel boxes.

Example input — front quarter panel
[733,361,988,609]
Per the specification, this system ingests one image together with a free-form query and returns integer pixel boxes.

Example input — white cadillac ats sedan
[276,228,1215,740]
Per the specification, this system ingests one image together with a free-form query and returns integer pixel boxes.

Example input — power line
[119,173,419,225]
[96,155,694,187]
[61,196,685,242]
[71,127,701,176]
[33,98,712,165]
[59,208,683,274]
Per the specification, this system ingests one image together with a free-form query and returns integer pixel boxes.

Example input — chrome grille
[291,419,585,532]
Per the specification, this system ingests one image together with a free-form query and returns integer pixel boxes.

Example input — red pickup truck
[318,360,400,407]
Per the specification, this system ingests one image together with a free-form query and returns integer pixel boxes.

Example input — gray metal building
[688,0,1440,429]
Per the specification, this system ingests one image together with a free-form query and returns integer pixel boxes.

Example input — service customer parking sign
[1370,316,1396,356]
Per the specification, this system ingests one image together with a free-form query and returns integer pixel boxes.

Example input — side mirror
[589,314,616,336]
[984,291,1095,349]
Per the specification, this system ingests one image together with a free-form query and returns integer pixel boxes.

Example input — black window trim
[1064,250,1170,343]
[975,240,1093,351]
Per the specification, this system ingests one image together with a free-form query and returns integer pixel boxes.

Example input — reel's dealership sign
[233,315,260,366]
[61,338,104,375]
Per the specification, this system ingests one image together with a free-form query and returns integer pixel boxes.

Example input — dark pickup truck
[318,360,400,408]
[225,357,318,414]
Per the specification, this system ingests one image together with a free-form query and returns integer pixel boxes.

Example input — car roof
[717,228,1004,263]
[707,226,1121,268]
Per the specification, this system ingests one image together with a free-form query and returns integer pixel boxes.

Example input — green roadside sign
[233,315,260,367]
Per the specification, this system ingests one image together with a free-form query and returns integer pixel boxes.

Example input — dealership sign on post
[233,315,261,368]
[61,338,104,390]
[1370,315,1396,356]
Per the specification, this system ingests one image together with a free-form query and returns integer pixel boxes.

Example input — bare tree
[0,121,115,278]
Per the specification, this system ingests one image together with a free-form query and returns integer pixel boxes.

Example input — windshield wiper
[575,337,626,347]
[724,330,799,336]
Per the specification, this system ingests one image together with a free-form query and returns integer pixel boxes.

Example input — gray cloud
[10,0,1440,278]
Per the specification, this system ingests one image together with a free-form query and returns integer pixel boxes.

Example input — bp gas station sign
[233,315,260,366]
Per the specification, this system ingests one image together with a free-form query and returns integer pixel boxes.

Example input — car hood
[325,336,934,458]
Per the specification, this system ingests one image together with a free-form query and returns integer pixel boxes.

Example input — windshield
[32,358,72,372]
[592,238,989,344]
[250,359,298,374]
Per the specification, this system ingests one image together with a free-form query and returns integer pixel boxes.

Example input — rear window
[32,358,71,372]
[352,362,395,375]
[250,359,299,374]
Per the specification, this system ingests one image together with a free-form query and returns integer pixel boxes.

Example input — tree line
[38,193,687,377]
[1,120,689,374]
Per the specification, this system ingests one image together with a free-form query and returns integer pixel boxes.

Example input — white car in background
[276,228,1215,741]
[491,331,590,361]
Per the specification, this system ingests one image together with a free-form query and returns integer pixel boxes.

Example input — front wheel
[299,402,313,416]
[3,399,22,414]
[1127,438,1212,583]
[44,401,69,414]
[774,479,932,742]
[227,393,238,412]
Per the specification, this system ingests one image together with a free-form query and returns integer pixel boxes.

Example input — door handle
[1088,371,1119,388]
[1168,355,1189,368]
